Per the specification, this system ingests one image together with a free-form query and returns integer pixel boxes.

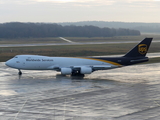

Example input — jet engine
[80,66,92,74]
[61,68,72,75]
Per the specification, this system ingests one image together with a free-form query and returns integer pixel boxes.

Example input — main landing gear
[71,71,85,78]
[18,69,22,75]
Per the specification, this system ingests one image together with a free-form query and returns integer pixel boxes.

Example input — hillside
[0,22,140,38]
[59,21,160,34]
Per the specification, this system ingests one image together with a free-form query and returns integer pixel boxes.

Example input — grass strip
[0,42,159,63]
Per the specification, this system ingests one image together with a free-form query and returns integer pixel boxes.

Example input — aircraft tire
[71,72,84,77]
[18,70,22,75]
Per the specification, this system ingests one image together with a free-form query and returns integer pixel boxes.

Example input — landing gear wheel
[18,70,22,75]
[71,71,85,78]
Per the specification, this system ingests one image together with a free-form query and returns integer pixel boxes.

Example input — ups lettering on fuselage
[26,59,53,62]
[42,59,53,61]
[26,59,41,61]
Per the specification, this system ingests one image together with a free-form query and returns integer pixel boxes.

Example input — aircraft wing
[71,65,116,71]
[49,65,116,71]
[91,65,117,70]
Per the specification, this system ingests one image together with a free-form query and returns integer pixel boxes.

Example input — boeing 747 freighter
[5,38,152,77]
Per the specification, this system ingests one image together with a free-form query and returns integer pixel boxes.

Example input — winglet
[124,38,153,58]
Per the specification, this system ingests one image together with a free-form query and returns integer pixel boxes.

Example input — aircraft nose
[5,59,14,68]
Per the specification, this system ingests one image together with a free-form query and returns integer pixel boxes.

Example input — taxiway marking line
[59,37,75,43]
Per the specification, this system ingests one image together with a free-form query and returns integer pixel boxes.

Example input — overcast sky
[0,0,160,23]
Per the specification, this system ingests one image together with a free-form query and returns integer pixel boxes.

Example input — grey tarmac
[0,59,160,120]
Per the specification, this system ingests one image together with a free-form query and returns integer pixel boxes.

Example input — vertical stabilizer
[124,38,153,58]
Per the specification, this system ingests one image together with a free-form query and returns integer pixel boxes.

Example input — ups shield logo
[138,44,147,54]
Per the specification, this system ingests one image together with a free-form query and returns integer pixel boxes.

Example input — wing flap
[92,65,114,70]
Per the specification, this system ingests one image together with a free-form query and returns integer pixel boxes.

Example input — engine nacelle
[80,66,92,74]
[61,68,72,75]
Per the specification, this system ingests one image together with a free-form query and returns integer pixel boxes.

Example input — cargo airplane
[5,38,152,77]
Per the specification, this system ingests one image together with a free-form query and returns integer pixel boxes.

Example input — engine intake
[80,66,92,74]
[61,68,72,75]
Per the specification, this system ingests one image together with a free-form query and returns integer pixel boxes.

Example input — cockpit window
[14,56,18,58]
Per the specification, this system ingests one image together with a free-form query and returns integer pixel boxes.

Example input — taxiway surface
[0,62,160,120]
[1,40,160,47]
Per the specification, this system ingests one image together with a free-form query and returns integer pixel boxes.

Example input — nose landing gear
[18,69,22,75]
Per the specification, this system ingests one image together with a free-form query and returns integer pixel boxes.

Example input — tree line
[60,21,160,33]
[0,22,140,38]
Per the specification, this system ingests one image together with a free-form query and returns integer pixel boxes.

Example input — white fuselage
[5,55,118,71]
